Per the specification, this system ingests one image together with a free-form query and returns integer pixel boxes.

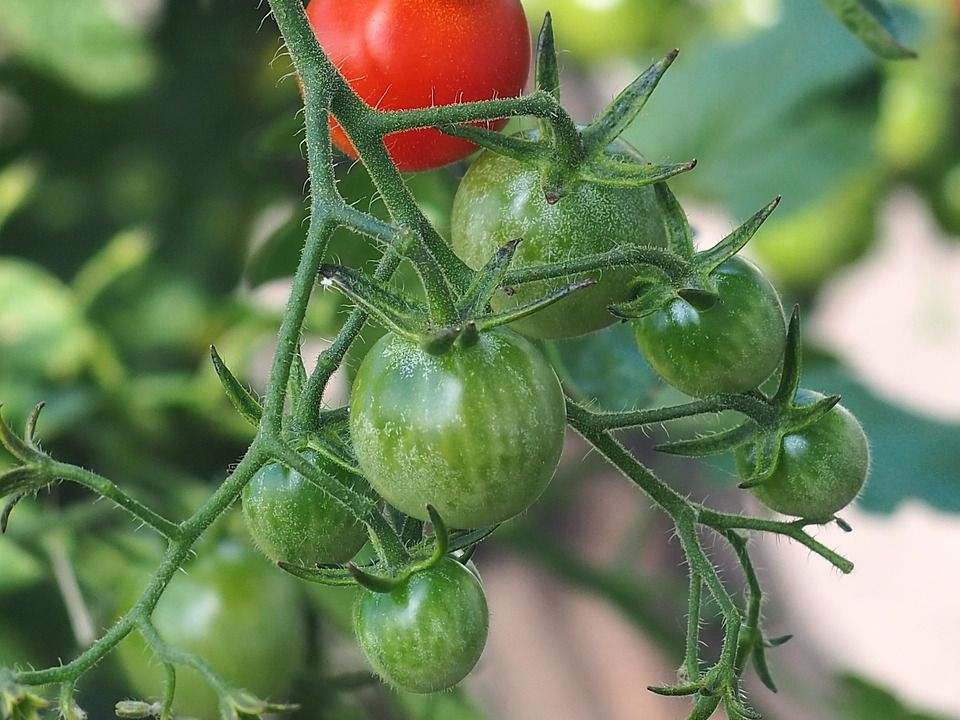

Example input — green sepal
[287,350,308,404]
[210,346,263,427]
[0,406,45,464]
[578,158,697,189]
[608,284,676,320]
[647,682,702,697]
[819,0,916,59]
[275,561,357,587]
[688,694,722,720]
[654,183,696,259]
[696,196,781,275]
[581,49,679,159]
[435,123,543,163]
[319,264,425,342]
[835,516,854,532]
[737,430,784,489]
[725,695,763,720]
[409,504,449,573]
[773,306,802,405]
[407,525,500,560]
[23,402,45,447]
[458,238,521,318]
[306,438,364,478]
[346,562,404,593]
[765,634,793,648]
[655,421,757,457]
[0,467,45,499]
[786,394,842,432]
[473,278,596,332]
[535,12,560,102]
[1,493,24,533]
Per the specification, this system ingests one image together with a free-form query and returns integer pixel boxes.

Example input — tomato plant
[354,557,489,693]
[305,0,531,172]
[115,540,307,719]
[451,138,666,339]
[242,448,369,565]
[632,256,787,397]
[736,391,870,520]
[349,329,566,529]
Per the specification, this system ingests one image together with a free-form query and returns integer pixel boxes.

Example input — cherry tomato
[242,448,369,565]
[450,140,665,339]
[737,392,870,520]
[305,0,531,172]
[116,540,307,718]
[349,329,566,528]
[632,256,786,397]
[354,557,489,693]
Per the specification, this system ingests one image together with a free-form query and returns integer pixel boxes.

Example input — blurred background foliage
[0,0,958,718]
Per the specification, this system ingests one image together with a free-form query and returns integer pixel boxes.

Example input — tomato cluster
[232,0,872,700]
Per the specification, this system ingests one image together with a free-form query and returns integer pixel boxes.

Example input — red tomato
[306,0,531,172]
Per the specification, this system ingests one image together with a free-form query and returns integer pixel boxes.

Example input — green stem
[502,245,690,286]
[46,461,181,540]
[685,572,702,682]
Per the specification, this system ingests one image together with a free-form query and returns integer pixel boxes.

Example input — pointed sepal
[737,430,784,489]
[210,346,263,427]
[0,406,45,464]
[422,326,462,355]
[535,13,560,101]
[654,183,696,259]
[581,49,680,158]
[655,421,757,457]
[474,278,596,332]
[458,238,522,318]
[1,493,24,533]
[696,196,781,274]
[219,688,298,720]
[773,306,802,405]
[788,394,842,432]
[608,284,676,320]
[0,669,49,720]
[276,561,357,587]
[318,264,425,342]
[579,158,697,189]
[647,682,702,697]
[347,562,404,593]
[435,123,543,163]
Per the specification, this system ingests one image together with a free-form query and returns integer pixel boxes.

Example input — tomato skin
[632,256,786,397]
[349,330,566,528]
[242,449,369,566]
[450,143,665,339]
[305,0,531,172]
[736,392,870,520]
[354,557,489,693]
[116,540,307,719]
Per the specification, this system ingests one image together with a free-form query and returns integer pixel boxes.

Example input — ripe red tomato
[305,0,531,172]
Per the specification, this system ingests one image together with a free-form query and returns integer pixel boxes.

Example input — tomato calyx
[655,308,850,523]
[317,237,595,355]
[438,15,696,203]
[0,669,49,719]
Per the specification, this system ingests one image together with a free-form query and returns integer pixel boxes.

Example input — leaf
[804,360,960,514]
[819,0,916,60]
[624,0,880,218]
[838,674,953,720]
[0,0,155,98]
[546,323,663,412]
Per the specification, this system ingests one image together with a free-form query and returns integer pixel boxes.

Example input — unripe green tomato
[451,141,665,339]
[354,557,489,693]
[116,540,307,719]
[736,391,870,520]
[242,448,369,565]
[350,330,566,528]
[632,256,786,397]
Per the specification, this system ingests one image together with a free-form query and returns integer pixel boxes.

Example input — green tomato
[632,256,786,397]
[116,540,307,718]
[451,142,665,339]
[242,448,369,565]
[736,391,870,520]
[349,330,566,528]
[354,557,489,693]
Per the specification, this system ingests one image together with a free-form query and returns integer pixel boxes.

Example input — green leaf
[819,0,916,60]
[838,674,954,720]
[625,0,879,218]
[0,0,155,98]
[804,359,960,514]
[546,323,662,412]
